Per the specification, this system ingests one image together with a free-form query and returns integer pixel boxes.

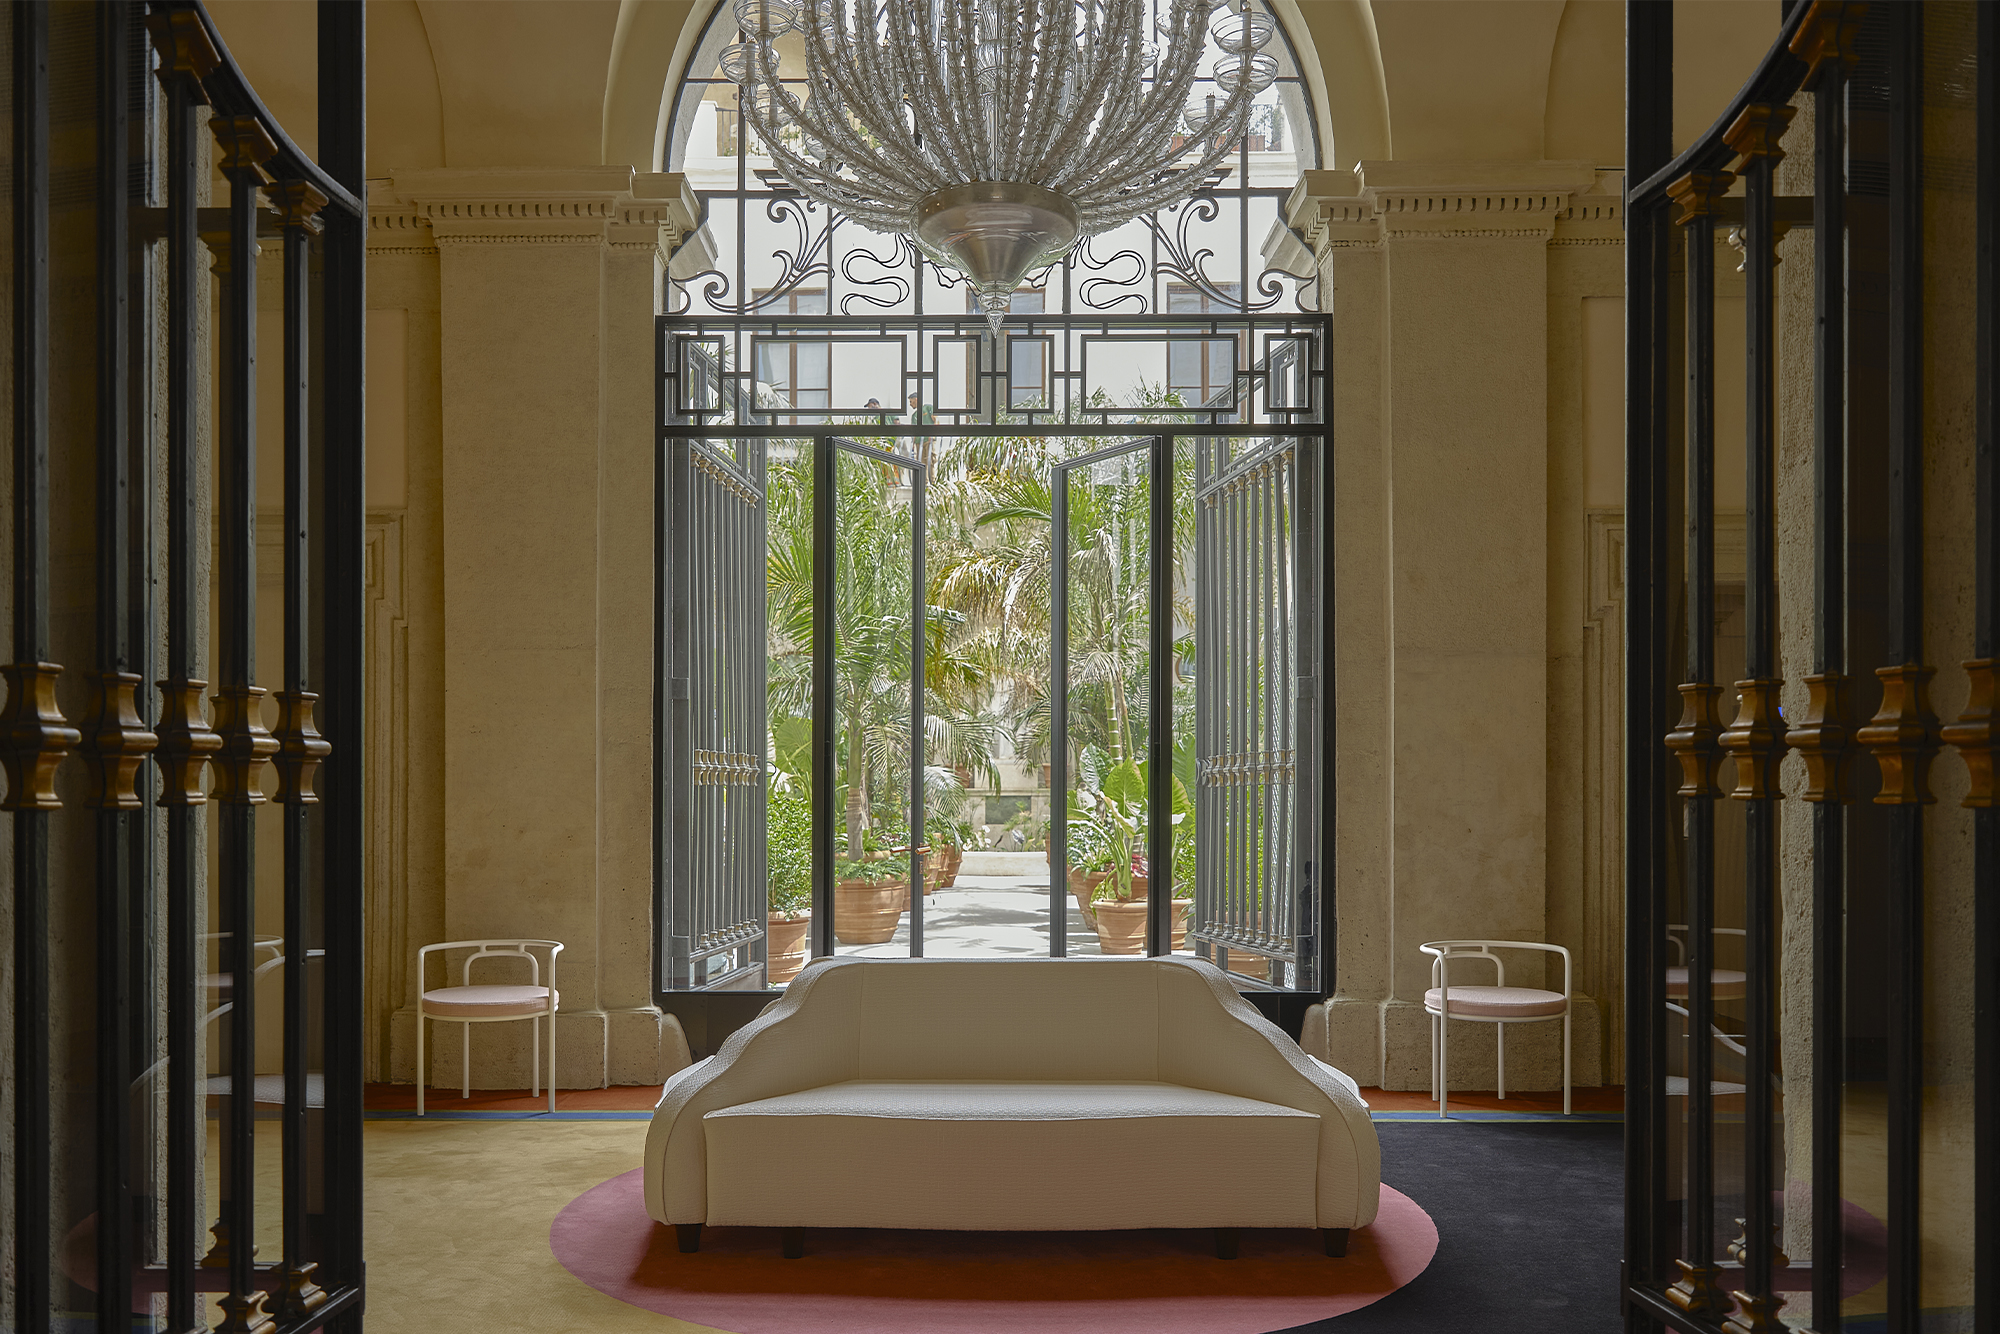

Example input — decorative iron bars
[5,2,366,1331]
[1624,3,1997,1331]
[662,311,1327,431]
[661,437,771,990]
[1192,435,1318,985]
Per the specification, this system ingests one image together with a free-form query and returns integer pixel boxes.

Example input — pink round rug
[551,1171,1437,1334]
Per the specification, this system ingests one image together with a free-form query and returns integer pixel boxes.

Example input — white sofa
[643,955,1381,1258]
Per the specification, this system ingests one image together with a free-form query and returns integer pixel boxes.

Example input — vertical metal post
[812,434,837,956]
[1625,1,1674,1319]
[1973,8,2000,1329]
[93,6,137,1327]
[1734,99,1789,1329]
[1666,160,1728,1320]
[1883,9,1924,1329]
[211,110,274,1334]
[275,175,330,1318]
[1051,460,1070,956]
[315,1,367,1317]
[910,461,926,957]
[8,6,56,1331]
[1801,18,1855,1328]
[151,14,211,1325]
[1149,435,1172,954]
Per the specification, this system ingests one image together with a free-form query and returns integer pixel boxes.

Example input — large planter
[1092,898,1149,954]
[1066,868,1107,928]
[766,913,811,986]
[1170,898,1192,952]
[941,844,964,887]
[834,879,907,945]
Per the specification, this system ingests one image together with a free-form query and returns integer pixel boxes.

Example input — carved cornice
[1856,663,1940,805]
[1942,658,1998,807]
[1286,162,1619,255]
[373,167,703,249]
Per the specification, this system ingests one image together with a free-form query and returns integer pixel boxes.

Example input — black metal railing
[1624,3,1995,1332]
[5,2,365,1330]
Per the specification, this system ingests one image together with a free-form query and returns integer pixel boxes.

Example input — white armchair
[1420,939,1572,1117]
[416,939,563,1115]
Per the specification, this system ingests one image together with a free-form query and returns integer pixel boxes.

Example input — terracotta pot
[1067,868,1107,928]
[766,913,810,986]
[1212,944,1270,982]
[1170,898,1192,952]
[1092,898,1149,954]
[834,879,907,944]
[941,844,964,887]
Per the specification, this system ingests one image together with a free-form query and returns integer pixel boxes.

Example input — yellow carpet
[365,1120,720,1333]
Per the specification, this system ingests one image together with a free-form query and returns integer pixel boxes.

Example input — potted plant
[834,857,907,944]
[765,779,813,985]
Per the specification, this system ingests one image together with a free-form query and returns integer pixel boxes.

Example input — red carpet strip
[551,1171,1436,1333]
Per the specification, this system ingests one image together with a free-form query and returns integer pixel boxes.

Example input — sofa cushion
[701,1080,1320,1231]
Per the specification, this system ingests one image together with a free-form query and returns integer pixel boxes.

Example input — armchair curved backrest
[416,939,563,1004]
[1420,939,1572,1000]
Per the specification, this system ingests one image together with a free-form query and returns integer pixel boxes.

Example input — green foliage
[766,779,812,917]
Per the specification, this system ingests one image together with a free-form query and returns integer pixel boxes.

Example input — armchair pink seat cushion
[644,956,1381,1235]
[1422,985,1567,1019]
[420,984,558,1019]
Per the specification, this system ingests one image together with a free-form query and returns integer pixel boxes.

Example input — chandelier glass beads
[718,0,1278,324]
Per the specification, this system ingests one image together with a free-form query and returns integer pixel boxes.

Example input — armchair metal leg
[675,1223,702,1254]
[1322,1228,1349,1257]
[1214,1228,1239,1260]
[781,1227,805,1259]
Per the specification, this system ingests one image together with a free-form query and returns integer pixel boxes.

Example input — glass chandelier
[720,0,1278,325]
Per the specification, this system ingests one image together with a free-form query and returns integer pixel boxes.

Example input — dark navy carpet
[1277,1121,1624,1333]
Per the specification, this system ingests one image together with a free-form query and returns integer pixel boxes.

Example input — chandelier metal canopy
[721,0,1278,325]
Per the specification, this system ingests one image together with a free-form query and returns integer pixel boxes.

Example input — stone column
[1292,163,1609,1092]
[380,168,698,1090]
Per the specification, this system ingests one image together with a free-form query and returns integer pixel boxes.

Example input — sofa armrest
[1156,961,1382,1230]
[642,960,863,1225]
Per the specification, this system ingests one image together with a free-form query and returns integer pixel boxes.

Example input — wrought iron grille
[1193,434,1317,979]
[661,436,771,989]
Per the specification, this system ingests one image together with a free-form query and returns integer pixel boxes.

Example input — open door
[1190,434,1321,988]
[662,434,770,989]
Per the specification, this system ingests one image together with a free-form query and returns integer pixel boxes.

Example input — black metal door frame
[654,311,1334,1049]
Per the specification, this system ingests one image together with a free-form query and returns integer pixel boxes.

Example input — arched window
[662,0,1323,317]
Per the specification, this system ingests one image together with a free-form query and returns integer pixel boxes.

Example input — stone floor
[835,852,1114,959]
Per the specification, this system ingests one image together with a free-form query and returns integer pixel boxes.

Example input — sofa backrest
[802,956,1173,1082]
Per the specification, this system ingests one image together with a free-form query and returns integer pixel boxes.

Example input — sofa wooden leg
[1322,1228,1349,1258]
[1214,1228,1239,1260]
[781,1227,805,1259]
[675,1224,702,1254]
